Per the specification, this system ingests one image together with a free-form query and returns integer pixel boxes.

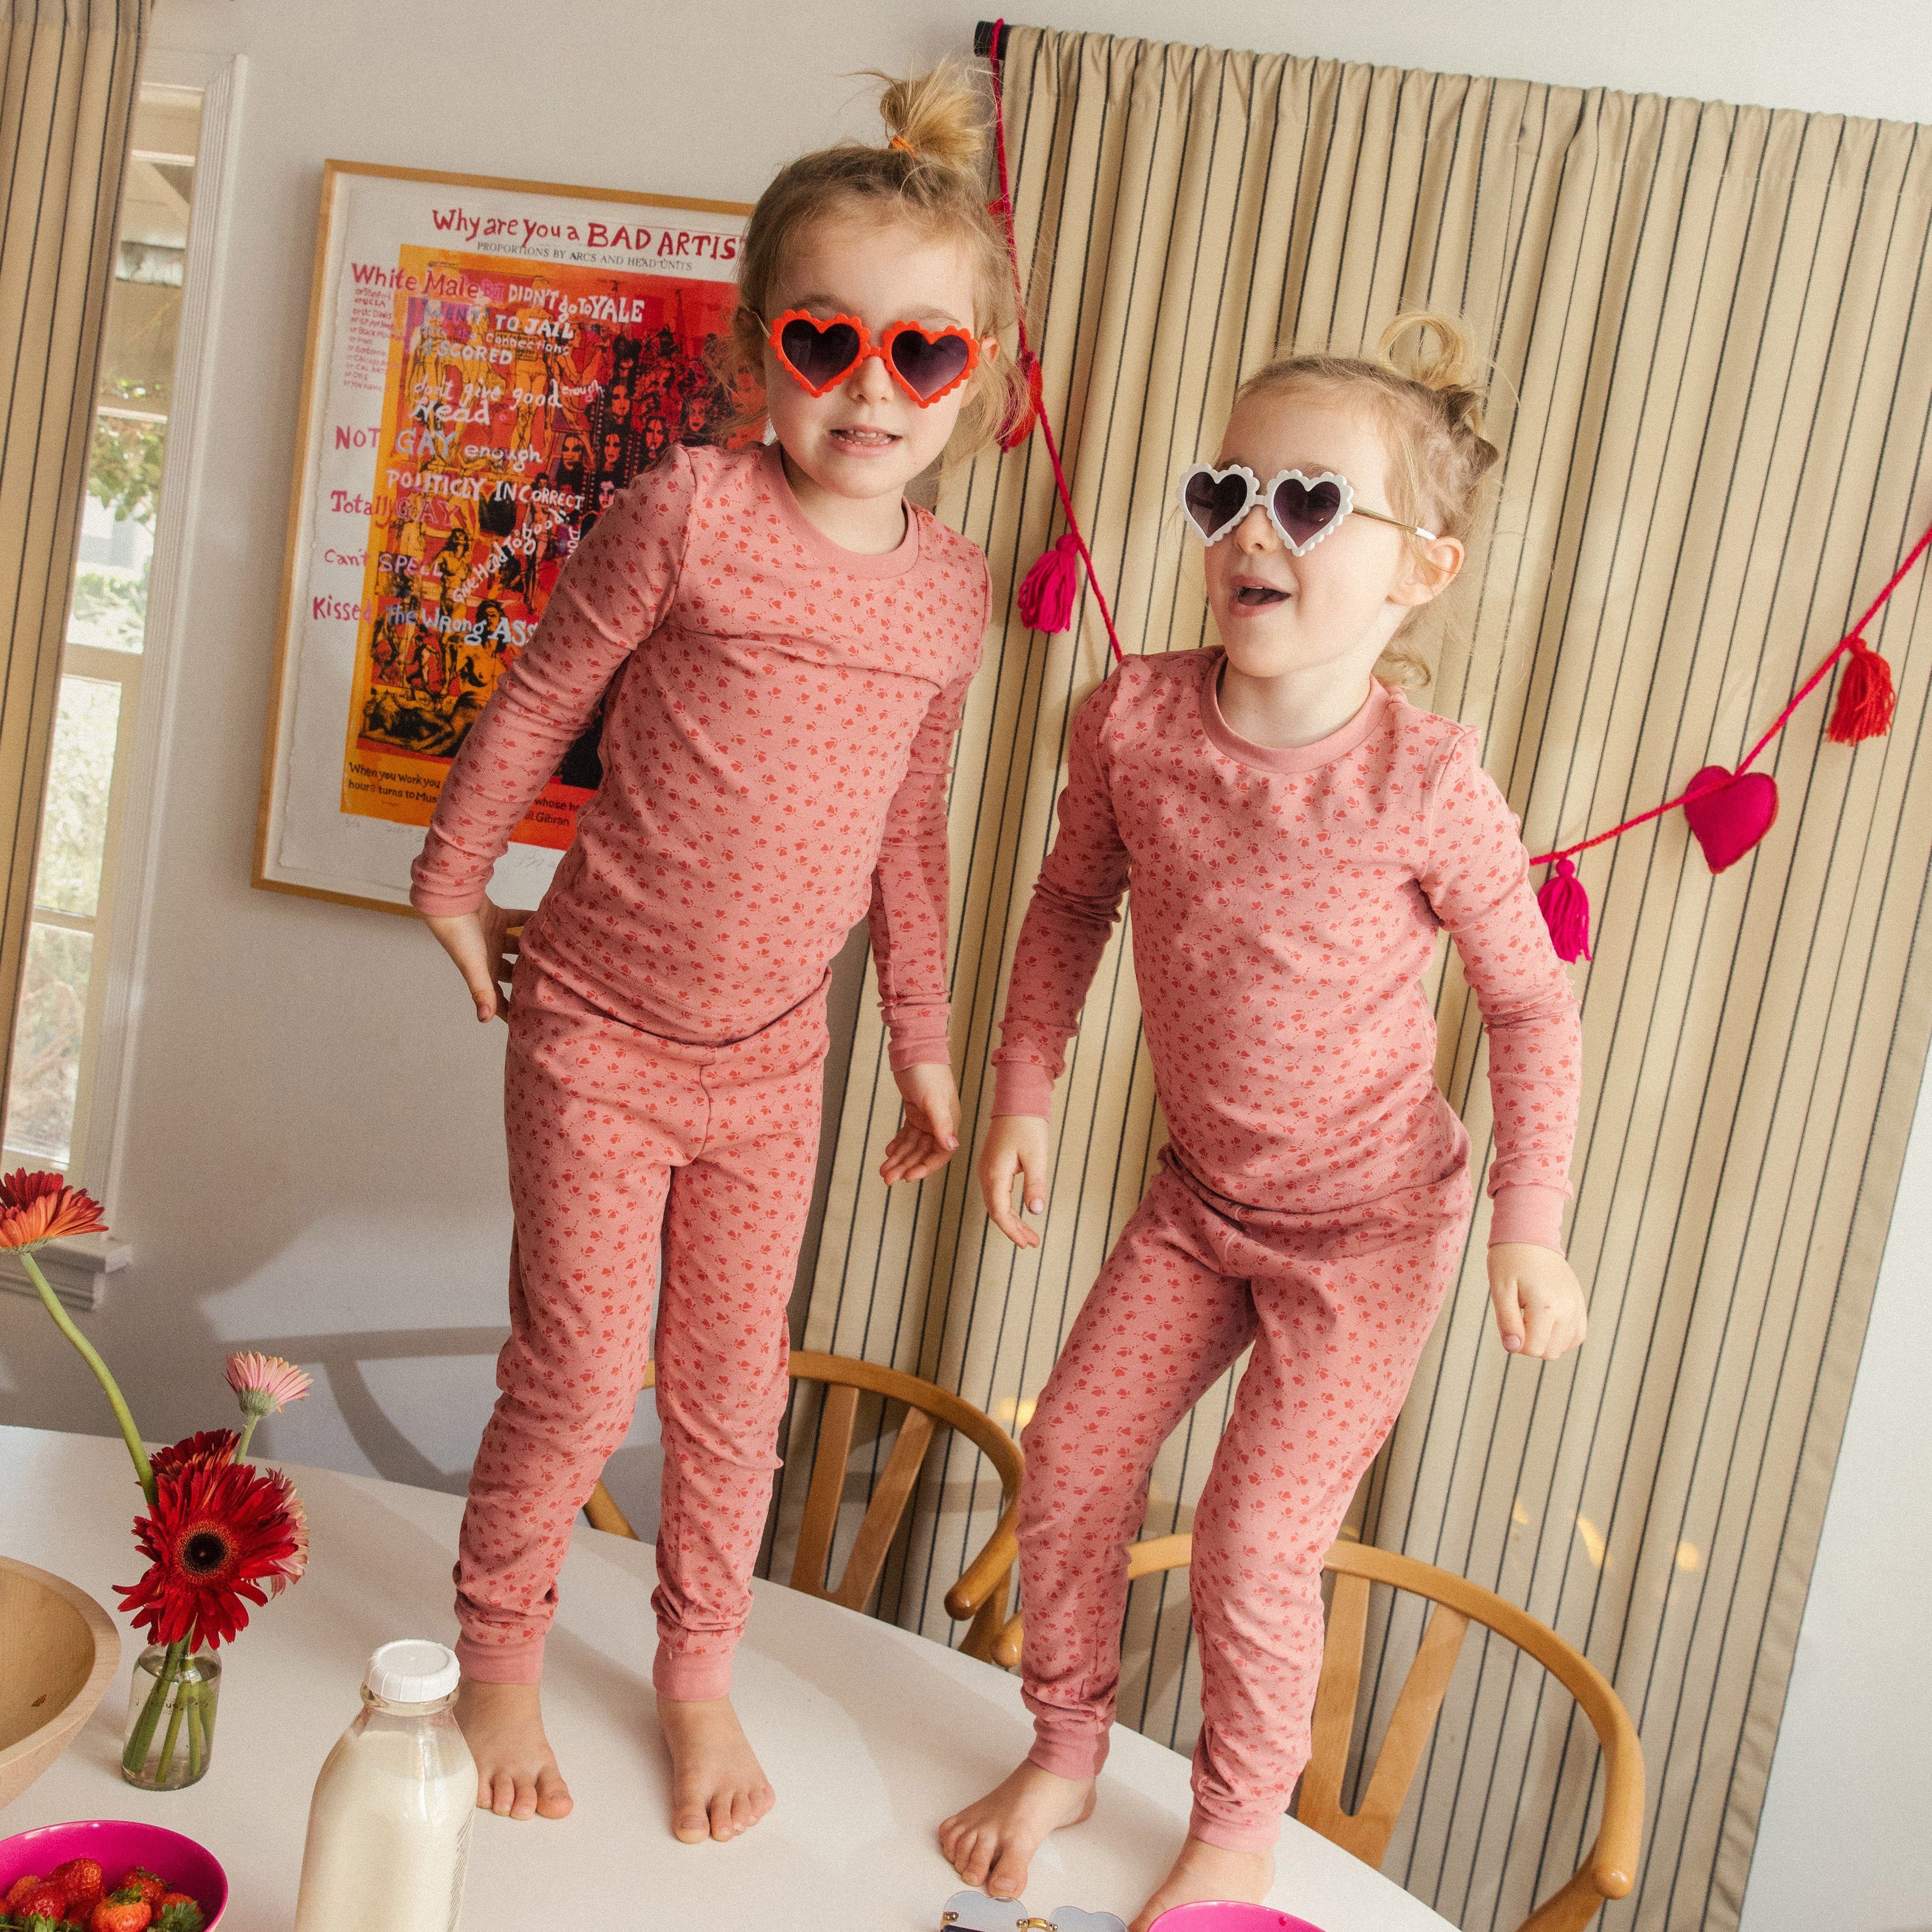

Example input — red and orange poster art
[339,244,757,847]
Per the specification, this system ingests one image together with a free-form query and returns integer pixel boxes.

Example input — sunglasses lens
[1183,470,1251,539]
[888,329,972,401]
[779,317,863,389]
[1272,475,1344,546]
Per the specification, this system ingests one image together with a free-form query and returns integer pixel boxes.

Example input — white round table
[0,1426,1454,1930]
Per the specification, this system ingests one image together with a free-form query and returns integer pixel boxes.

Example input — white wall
[0,0,1923,1921]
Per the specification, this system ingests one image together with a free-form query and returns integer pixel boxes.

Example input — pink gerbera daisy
[223,1352,313,1420]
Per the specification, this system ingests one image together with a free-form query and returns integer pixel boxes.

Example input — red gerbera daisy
[262,1469,309,1596]
[116,1455,302,1650]
[148,1429,239,1476]
[0,1168,107,1251]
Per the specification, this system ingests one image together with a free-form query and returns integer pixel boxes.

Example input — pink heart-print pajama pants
[1018,1149,1472,1851]
[452,961,827,1699]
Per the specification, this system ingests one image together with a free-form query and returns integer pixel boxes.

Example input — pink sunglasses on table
[1178,461,1437,554]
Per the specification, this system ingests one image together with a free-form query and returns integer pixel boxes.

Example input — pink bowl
[0,1819,227,1926]
[1148,1907,1326,1932]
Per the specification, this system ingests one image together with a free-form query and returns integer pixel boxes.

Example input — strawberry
[53,1859,105,1910]
[116,1872,165,1907]
[89,1888,153,1932]
[4,1874,46,1912]
[18,1882,72,1921]
[153,1903,203,1932]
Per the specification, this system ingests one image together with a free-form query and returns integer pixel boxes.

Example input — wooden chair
[584,1350,1024,1663]
[947,1531,1642,1932]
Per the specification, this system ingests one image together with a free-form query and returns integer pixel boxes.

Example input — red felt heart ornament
[1681,764,1779,874]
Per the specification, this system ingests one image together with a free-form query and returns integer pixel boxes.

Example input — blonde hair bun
[873,61,986,175]
[1376,311,1488,439]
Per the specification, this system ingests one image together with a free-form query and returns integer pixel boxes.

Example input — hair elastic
[889,133,917,156]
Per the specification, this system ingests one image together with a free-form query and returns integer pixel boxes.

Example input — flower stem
[185,1678,206,1782]
[123,1640,186,1779]
[235,1415,259,1462]
[156,1667,187,1779]
[22,1250,153,1505]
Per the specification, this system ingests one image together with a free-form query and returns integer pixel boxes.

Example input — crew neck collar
[760,443,920,578]
[1198,652,1391,773]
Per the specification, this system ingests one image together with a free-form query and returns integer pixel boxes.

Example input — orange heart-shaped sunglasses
[766,309,994,407]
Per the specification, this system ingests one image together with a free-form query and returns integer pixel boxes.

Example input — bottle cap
[364,1640,460,1703]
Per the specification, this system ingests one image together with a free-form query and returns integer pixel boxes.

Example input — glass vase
[122,1642,221,1789]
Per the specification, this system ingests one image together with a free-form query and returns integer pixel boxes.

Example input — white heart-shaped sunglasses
[1177,462,1436,554]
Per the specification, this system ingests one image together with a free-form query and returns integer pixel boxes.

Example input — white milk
[293,1640,476,1932]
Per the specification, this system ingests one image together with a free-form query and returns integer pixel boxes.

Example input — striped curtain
[0,0,149,1112]
[793,25,1932,1932]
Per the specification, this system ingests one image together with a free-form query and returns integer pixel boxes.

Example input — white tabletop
[0,1426,1453,1931]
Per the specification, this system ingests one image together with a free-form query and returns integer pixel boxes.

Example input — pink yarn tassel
[1017,530,1082,633]
[1537,857,1592,963]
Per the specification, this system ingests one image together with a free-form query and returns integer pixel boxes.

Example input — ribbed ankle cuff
[454,1633,544,1684]
[1027,1729,1109,1781]
[652,1646,734,1701]
[1186,1804,1282,1853]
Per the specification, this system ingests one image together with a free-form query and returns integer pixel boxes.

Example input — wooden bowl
[0,1555,120,1808]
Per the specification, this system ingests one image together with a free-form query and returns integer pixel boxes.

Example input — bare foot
[453,1678,573,1820]
[1130,1834,1276,1932]
[938,1760,1098,1901]
[656,1694,775,1844]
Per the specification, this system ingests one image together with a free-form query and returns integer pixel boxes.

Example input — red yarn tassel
[1018,531,1082,632]
[1537,857,1592,963]
[1826,635,1896,743]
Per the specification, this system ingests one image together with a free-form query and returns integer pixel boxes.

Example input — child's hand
[422,898,532,1023]
[880,1063,961,1185]
[1488,1244,1588,1359]
[978,1114,1051,1248]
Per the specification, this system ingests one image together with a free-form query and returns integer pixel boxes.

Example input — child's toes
[988,1840,1031,1900]
[672,1792,708,1843]
[511,1773,541,1820]
[958,1830,995,1887]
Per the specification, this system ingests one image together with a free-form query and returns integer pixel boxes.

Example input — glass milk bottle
[293,1640,476,1932]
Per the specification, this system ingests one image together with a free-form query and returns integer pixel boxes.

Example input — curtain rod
[973,19,1010,59]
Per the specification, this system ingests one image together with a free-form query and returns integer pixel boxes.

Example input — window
[2,84,202,1179]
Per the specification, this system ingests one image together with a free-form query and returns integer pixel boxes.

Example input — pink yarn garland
[1530,517,1930,962]
[987,22,1124,663]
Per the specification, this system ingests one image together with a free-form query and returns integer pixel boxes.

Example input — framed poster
[255,161,757,913]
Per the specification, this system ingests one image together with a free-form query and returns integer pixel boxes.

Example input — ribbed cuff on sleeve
[407,878,486,918]
[885,1010,953,1073]
[1487,1183,1568,1253]
[991,1059,1056,1119]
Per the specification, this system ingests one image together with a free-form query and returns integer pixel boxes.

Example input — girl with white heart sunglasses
[412,63,1027,1853]
[943,315,1588,1930]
